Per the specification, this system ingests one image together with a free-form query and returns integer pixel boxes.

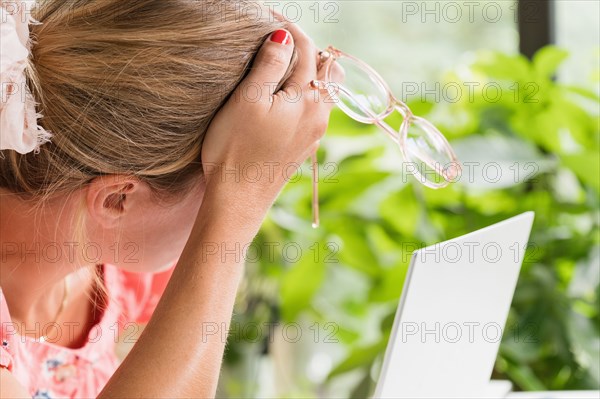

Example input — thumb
[237,30,294,102]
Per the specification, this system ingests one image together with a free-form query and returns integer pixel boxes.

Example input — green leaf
[566,310,600,386]
[328,337,389,379]
[561,152,600,192]
[380,310,396,332]
[532,46,569,80]
[473,51,532,82]
[568,246,600,298]
[369,263,408,303]
[565,85,600,102]
[279,252,327,322]
[349,369,374,399]
[379,186,420,237]
[452,133,557,190]
[365,224,403,265]
[334,220,381,278]
[504,361,548,391]
[326,108,374,137]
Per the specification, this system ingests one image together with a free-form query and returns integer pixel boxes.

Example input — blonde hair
[0,0,295,201]
[0,0,296,305]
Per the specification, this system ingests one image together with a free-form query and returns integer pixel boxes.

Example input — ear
[86,175,141,229]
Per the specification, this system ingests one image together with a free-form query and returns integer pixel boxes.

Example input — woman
[0,0,333,397]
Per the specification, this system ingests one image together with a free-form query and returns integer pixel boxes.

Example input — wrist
[202,161,284,211]
[196,178,274,239]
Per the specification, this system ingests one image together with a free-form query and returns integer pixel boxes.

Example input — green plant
[221,46,600,397]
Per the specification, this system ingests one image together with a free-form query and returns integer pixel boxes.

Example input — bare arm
[97,183,264,398]
[98,23,330,398]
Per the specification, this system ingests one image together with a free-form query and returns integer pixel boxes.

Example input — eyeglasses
[308,46,461,228]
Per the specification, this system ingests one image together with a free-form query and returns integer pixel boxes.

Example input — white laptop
[373,212,535,399]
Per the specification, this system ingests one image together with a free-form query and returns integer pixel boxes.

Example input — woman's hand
[201,26,333,213]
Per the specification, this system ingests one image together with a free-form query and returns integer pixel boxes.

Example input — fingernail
[270,30,292,45]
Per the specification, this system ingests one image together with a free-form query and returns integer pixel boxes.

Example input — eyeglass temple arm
[310,89,400,229]
[311,150,320,228]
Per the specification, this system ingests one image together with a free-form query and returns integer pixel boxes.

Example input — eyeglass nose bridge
[393,101,413,120]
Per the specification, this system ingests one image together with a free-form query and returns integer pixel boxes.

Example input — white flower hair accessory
[0,0,51,154]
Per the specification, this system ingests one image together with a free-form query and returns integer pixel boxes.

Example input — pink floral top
[0,264,175,398]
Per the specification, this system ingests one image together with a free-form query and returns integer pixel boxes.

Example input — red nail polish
[270,30,291,45]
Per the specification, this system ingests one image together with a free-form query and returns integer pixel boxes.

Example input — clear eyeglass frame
[309,45,461,228]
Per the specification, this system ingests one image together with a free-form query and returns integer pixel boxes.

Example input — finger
[270,9,289,23]
[281,23,318,93]
[236,30,294,103]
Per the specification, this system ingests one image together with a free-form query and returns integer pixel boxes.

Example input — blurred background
[218,1,600,397]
